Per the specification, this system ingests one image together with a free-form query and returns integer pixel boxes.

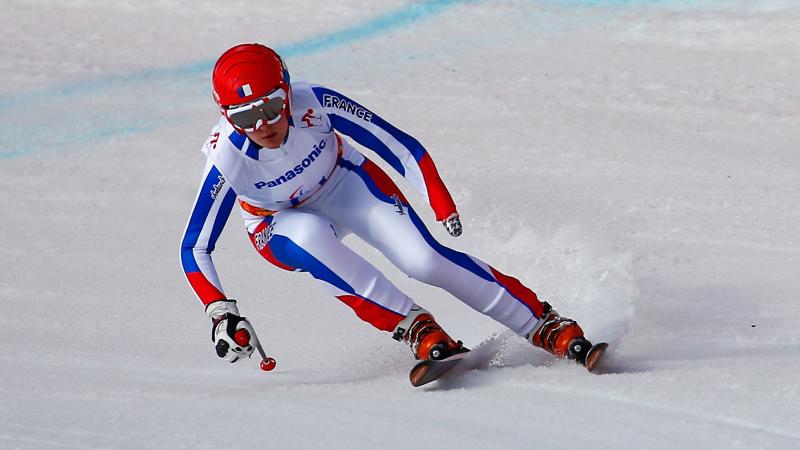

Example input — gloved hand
[442,213,462,237]
[206,299,258,363]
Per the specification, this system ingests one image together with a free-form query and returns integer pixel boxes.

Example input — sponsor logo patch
[254,139,328,189]
[210,175,225,199]
[301,108,322,128]
[392,194,405,215]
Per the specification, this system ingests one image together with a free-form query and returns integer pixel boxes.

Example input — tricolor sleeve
[311,85,457,221]
[180,158,237,306]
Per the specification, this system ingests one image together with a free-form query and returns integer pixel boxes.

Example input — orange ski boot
[393,307,466,361]
[526,302,607,371]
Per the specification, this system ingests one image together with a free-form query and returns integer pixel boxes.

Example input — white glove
[206,300,258,363]
[442,213,462,237]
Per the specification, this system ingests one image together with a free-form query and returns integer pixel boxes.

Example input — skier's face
[245,111,289,149]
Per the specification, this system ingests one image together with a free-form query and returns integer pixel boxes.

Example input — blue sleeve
[179,159,237,305]
[309,84,457,221]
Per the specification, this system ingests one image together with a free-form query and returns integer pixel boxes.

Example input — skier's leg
[322,156,542,334]
[247,211,413,333]
[325,154,595,362]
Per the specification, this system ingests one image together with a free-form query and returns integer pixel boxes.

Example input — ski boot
[393,307,467,360]
[526,302,607,372]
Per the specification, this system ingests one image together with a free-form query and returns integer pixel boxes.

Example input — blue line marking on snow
[0,0,697,159]
[0,0,471,159]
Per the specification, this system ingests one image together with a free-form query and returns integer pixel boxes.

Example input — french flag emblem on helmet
[237,84,253,98]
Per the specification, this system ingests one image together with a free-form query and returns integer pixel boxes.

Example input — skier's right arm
[179,158,236,307]
[180,132,260,364]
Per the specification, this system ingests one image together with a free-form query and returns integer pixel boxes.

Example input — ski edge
[585,342,608,372]
[409,351,471,387]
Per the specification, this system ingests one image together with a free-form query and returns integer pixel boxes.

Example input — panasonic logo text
[254,140,327,189]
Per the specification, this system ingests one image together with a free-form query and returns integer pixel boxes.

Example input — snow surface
[1,0,799,449]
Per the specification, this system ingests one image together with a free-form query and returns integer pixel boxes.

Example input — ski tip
[409,364,432,387]
[584,342,608,373]
[409,352,470,387]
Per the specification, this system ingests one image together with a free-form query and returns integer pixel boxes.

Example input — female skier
[180,43,605,377]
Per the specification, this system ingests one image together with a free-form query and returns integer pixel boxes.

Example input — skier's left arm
[312,86,460,229]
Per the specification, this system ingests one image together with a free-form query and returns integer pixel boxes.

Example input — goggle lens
[225,89,286,131]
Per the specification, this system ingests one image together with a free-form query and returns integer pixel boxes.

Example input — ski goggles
[223,88,288,132]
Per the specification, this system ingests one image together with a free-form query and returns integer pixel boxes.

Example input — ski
[409,351,472,387]
[584,342,608,372]
[409,341,609,387]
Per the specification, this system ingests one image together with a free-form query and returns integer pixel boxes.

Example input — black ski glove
[443,213,462,237]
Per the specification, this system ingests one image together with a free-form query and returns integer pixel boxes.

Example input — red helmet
[211,43,290,108]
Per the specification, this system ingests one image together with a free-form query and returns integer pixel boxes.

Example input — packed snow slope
[1,1,798,449]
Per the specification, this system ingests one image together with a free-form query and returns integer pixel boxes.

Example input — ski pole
[248,326,277,372]
[255,340,277,372]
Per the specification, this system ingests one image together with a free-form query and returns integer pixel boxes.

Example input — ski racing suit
[180,81,547,337]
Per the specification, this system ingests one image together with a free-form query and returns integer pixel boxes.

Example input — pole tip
[260,357,277,372]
